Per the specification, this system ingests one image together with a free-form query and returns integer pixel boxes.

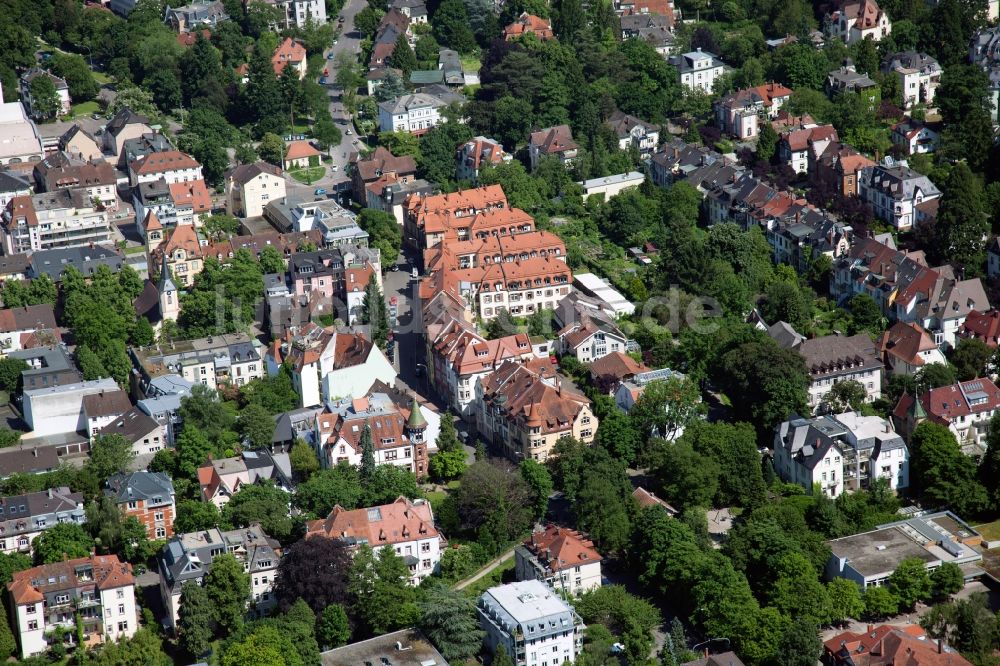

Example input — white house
[7,555,137,659]
[826,0,891,44]
[305,496,445,584]
[774,411,908,498]
[477,580,583,666]
[882,52,941,110]
[578,172,646,201]
[515,525,602,597]
[128,151,203,187]
[890,119,940,155]
[22,378,119,438]
[0,487,86,556]
[668,49,726,92]
[795,333,883,413]
[858,158,941,231]
[558,316,628,364]
[378,93,447,135]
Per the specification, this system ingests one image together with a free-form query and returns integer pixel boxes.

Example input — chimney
[938,640,943,654]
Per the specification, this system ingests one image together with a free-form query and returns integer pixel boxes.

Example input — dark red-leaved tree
[275,536,352,614]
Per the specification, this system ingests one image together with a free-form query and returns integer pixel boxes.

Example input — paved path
[453,548,517,591]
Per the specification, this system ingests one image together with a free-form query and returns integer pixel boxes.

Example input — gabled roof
[522,524,602,572]
[162,224,204,259]
[823,624,969,666]
[305,496,441,546]
[588,351,649,384]
[285,140,321,161]
[0,304,57,333]
[105,108,150,137]
[82,389,132,418]
[529,125,578,154]
[958,309,1000,348]
[8,554,133,605]
[130,150,201,176]
[225,161,282,185]
[168,178,212,213]
[877,321,939,366]
[271,37,307,74]
[105,471,174,505]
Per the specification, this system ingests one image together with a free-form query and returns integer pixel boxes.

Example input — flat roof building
[320,628,448,666]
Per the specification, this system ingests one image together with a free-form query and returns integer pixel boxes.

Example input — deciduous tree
[178,581,215,657]
[204,553,251,636]
[418,587,485,662]
[275,536,352,613]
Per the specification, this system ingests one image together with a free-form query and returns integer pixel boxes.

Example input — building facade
[477,580,583,666]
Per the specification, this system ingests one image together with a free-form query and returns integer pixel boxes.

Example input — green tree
[203,214,240,242]
[575,468,633,554]
[222,482,292,542]
[436,413,461,453]
[888,557,932,611]
[930,561,964,601]
[389,33,417,75]
[174,499,221,533]
[361,274,389,348]
[760,280,811,332]
[179,384,237,445]
[418,587,485,662]
[349,545,419,635]
[493,644,515,666]
[433,0,476,52]
[293,463,363,517]
[33,523,95,564]
[86,496,148,562]
[418,122,474,186]
[909,421,989,515]
[827,577,865,624]
[0,600,14,659]
[937,65,994,170]
[593,410,641,466]
[50,53,98,101]
[29,74,62,119]
[575,586,661,663]
[848,293,884,334]
[204,553,251,636]
[454,460,534,554]
[238,403,276,450]
[359,421,376,482]
[178,581,215,658]
[357,209,402,265]
[429,449,467,482]
[0,358,27,393]
[220,625,296,666]
[519,459,553,520]
[0,551,31,586]
[316,603,350,649]
[717,340,810,438]
[289,440,320,480]
[257,132,287,166]
[755,121,778,163]
[628,376,702,442]
[87,434,136,481]
[863,585,899,619]
[777,618,823,666]
[275,536,352,614]
[915,363,958,393]
[949,337,992,380]
[651,440,719,510]
[824,379,869,413]
[934,162,988,272]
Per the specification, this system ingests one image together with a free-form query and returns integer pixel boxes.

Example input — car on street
[314,188,327,196]
[346,129,352,135]
[331,165,339,172]
[319,77,327,84]
[327,52,335,59]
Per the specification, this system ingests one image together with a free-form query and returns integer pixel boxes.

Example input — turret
[158,253,179,322]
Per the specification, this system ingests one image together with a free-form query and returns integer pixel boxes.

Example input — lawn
[974,519,1000,543]
[289,167,326,184]
[461,557,515,598]
[92,71,111,85]
[70,101,101,119]
[460,54,481,72]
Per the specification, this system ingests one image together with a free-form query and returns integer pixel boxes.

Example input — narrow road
[453,548,517,591]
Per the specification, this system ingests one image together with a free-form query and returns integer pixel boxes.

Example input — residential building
[288,246,382,324]
[681,654,746,666]
[305,496,445,584]
[613,0,676,21]
[578,172,646,201]
[456,136,509,182]
[390,0,427,22]
[957,310,1000,348]
[714,82,793,139]
[668,48,726,92]
[0,487,85,556]
[826,62,879,112]
[825,0,891,43]
[588,350,650,393]
[765,210,853,273]
[319,629,447,666]
[572,272,635,317]
[263,0,327,29]
[632,486,679,514]
[2,191,112,254]
[225,162,285,219]
[812,141,873,197]
[607,111,660,156]
[22,377,118,438]
[0,87,44,167]
[477,579,583,666]
[101,108,153,158]
[154,224,205,286]
[515,524,602,596]
[503,12,554,40]
[619,14,675,54]
[378,93,448,135]
[823,624,971,666]
[778,124,838,173]
[197,449,293,508]
[266,324,397,407]
[858,157,941,231]
[58,125,102,162]
[882,51,941,109]
[971,26,1000,122]
[890,118,940,155]
[773,411,908,498]
[614,368,690,433]
[19,70,71,120]
[104,472,175,540]
[120,132,174,168]
[11,345,81,391]
[97,407,167,457]
[163,0,228,31]
[877,321,947,376]
[350,146,418,205]
[313,392,431,476]
[265,197,366,246]
[403,185,534,256]
[367,176,435,225]
[478,358,597,462]
[893,379,1000,453]
[131,333,264,392]
[558,315,629,364]
[0,304,59,356]
[28,245,125,282]
[528,125,579,170]
[271,37,308,78]
[825,511,982,588]
[128,150,203,187]
[82,389,133,439]
[158,525,282,631]
[33,152,117,210]
[283,140,321,170]
[7,555,136,658]
[794,333,883,412]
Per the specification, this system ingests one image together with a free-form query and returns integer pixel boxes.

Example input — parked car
[319,77,327,84]
[314,188,327,196]
[327,52,335,59]
[346,129,352,135]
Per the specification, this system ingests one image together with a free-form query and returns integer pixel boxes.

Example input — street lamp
[691,638,731,654]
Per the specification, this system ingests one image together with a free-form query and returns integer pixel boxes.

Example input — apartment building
[287,246,382,324]
[894,378,1000,454]
[22,377,119,438]
[858,157,941,231]
[350,147,418,206]
[404,185,532,253]
[97,407,167,457]
[528,125,579,170]
[225,162,286,219]
[7,555,136,658]
[378,93,448,135]
[793,333,884,413]
[778,123,838,174]
[876,321,946,377]
[607,111,660,157]
[158,525,282,631]
[19,70,71,120]
[262,0,327,29]
[478,358,597,463]
[313,393,430,477]
[456,136,509,182]
[2,191,112,255]
[305,496,445,584]
[33,152,117,210]
[477,580,583,666]
[514,525,602,596]
[774,411,908,498]
[197,449,293,509]
[105,472,175,540]
[0,487,85,556]
[130,333,264,392]
[0,304,60,356]
[668,48,725,92]
[714,82,792,139]
[882,51,941,109]
[82,389,133,439]
[127,150,203,187]
[825,0,891,43]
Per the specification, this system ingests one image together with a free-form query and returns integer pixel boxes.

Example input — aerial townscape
[7,0,1000,664]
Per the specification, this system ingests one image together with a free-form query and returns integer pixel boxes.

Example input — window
[126,501,137,510]
[155,527,166,538]
[421,542,430,552]
[117,621,128,632]
[154,512,164,521]
[25,605,35,614]
[27,620,37,630]
[422,558,431,569]
[118,604,125,615]
[116,590,124,600]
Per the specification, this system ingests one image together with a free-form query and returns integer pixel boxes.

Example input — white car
[331,165,339,172]
[346,129,352,135]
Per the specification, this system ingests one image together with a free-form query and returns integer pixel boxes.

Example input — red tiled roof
[130,151,201,176]
[877,321,938,367]
[8,555,134,606]
[894,378,1000,425]
[285,140,321,161]
[271,37,306,74]
[588,351,650,383]
[503,13,554,40]
[957,309,1000,348]
[523,524,602,572]
[168,179,212,214]
[823,624,969,666]
[305,496,441,545]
